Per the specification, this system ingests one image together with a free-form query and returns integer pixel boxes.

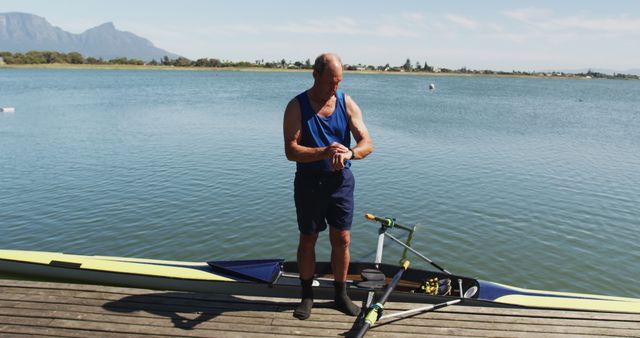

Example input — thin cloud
[275,15,427,38]
[401,12,425,23]
[550,16,640,32]
[445,14,479,29]
[502,7,552,23]
[275,17,361,35]
[374,24,420,38]
[503,8,640,34]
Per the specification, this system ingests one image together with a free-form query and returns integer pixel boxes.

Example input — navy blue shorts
[294,169,355,235]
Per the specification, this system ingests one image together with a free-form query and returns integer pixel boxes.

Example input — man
[283,53,373,320]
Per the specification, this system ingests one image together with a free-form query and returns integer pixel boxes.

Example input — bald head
[313,53,343,75]
[310,53,343,101]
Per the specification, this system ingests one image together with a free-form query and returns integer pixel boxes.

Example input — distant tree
[173,57,192,67]
[161,56,171,66]
[194,58,209,67]
[403,58,412,71]
[1,52,16,64]
[235,61,252,67]
[43,51,67,64]
[415,61,421,71]
[280,59,286,68]
[24,51,46,64]
[148,59,158,66]
[305,58,311,69]
[109,57,129,64]
[13,53,26,64]
[67,52,84,64]
[424,60,431,71]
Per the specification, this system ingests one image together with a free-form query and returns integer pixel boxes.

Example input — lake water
[1,68,639,297]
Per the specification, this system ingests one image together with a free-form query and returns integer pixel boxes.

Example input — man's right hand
[326,142,349,156]
[326,142,350,170]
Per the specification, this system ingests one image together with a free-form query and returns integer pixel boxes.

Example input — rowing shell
[1,249,639,314]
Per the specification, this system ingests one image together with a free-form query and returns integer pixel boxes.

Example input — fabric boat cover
[207,259,284,283]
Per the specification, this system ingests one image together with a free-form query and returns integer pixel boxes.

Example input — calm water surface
[1,68,639,297]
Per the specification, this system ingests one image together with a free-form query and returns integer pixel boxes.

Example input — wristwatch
[349,148,355,160]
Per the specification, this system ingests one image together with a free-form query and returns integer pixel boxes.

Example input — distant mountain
[0,12,179,61]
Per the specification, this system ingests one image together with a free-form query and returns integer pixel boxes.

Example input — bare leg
[330,228,359,316]
[298,233,318,280]
[294,232,318,320]
[329,228,350,282]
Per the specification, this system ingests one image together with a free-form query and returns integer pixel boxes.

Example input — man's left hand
[331,151,351,170]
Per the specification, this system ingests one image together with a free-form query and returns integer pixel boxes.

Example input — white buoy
[1,107,15,113]
[428,83,435,90]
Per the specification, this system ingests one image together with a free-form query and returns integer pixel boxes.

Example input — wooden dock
[1,279,639,337]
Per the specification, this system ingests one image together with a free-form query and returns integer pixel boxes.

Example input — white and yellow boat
[2,214,639,314]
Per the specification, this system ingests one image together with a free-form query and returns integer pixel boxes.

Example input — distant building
[0,57,5,65]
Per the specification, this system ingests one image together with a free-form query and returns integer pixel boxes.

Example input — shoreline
[0,63,625,80]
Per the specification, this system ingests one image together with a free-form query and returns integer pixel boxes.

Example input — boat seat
[356,280,385,289]
[356,268,386,289]
[361,268,385,281]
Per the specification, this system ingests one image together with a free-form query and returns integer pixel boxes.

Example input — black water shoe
[334,281,360,316]
[293,278,314,320]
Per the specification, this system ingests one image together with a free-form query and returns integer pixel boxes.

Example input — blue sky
[2,0,639,71]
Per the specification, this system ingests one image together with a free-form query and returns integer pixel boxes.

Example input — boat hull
[1,249,639,313]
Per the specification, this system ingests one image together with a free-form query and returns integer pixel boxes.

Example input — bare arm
[283,98,347,162]
[345,94,373,160]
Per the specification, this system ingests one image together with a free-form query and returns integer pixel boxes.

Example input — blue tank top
[296,89,351,172]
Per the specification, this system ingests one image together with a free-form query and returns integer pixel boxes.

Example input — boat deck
[1,279,639,337]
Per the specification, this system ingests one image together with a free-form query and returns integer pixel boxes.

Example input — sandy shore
[0,63,600,80]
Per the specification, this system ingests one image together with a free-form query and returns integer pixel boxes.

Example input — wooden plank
[0,291,282,314]
[0,289,346,321]
[403,311,640,329]
[3,299,638,338]
[0,313,311,338]
[271,314,640,337]
[4,290,639,334]
[0,323,146,338]
[0,322,298,338]
[0,307,274,327]
[48,317,337,338]
[2,279,640,338]
[3,291,639,331]
[4,279,640,322]
[5,284,640,329]
[0,285,253,306]
[238,292,640,322]
[0,297,344,336]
